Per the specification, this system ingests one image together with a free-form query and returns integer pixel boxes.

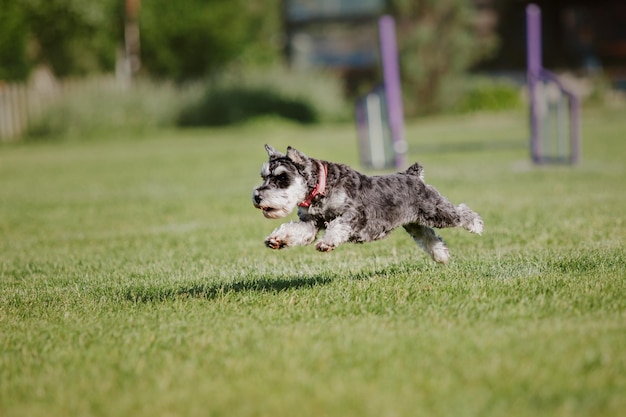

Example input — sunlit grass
[1,108,625,417]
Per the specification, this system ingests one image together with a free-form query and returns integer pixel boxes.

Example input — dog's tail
[405,162,424,180]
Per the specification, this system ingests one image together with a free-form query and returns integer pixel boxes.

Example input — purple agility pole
[526,4,542,163]
[570,93,581,164]
[379,15,408,169]
[527,4,581,164]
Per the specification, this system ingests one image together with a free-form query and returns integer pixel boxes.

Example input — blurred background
[1,0,625,141]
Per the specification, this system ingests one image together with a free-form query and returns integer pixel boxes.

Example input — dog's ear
[265,144,284,159]
[286,146,308,166]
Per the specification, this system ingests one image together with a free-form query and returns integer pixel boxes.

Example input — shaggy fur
[252,145,483,263]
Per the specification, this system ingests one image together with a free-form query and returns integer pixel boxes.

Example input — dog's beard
[260,205,292,219]
[256,191,299,218]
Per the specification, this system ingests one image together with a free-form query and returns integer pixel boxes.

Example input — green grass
[1,108,625,417]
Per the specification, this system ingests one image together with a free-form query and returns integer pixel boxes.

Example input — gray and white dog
[252,145,483,264]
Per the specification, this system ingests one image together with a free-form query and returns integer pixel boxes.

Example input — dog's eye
[275,173,290,188]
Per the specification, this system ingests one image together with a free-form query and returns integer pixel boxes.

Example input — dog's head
[252,145,312,219]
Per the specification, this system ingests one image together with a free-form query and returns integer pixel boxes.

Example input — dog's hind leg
[403,223,450,264]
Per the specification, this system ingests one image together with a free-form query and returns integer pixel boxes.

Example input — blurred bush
[26,78,199,139]
[456,76,522,113]
[25,68,351,139]
[178,67,351,126]
[178,87,318,126]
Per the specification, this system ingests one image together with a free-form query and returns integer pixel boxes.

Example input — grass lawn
[1,107,625,417]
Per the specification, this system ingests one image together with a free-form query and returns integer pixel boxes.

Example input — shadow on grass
[119,259,436,303]
[122,275,334,303]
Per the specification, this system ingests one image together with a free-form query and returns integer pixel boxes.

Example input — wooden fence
[0,82,60,142]
[0,77,127,142]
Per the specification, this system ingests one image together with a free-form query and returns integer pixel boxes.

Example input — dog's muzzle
[252,189,283,218]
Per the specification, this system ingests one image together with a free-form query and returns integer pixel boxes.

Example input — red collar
[298,161,327,208]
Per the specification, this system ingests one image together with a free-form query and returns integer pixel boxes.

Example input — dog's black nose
[253,192,262,205]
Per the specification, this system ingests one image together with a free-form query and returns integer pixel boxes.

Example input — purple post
[379,15,407,169]
[526,4,542,163]
[526,4,582,164]
[570,94,581,164]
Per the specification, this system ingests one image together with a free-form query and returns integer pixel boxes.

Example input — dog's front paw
[265,236,286,249]
[315,241,335,252]
[469,216,484,235]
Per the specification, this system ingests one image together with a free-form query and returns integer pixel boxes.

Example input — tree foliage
[1,0,495,117]
[25,0,118,78]
[0,0,281,81]
[390,0,498,115]
[139,0,280,80]
[0,0,31,80]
